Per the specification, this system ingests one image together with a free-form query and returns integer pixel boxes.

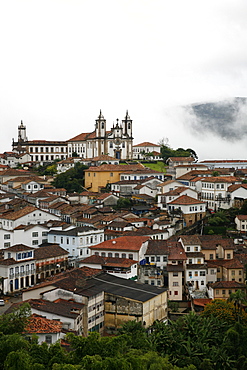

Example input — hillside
[187,97,247,141]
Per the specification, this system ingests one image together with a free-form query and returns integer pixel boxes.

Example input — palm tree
[228,289,246,320]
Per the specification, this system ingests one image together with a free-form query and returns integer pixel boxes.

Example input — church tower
[18,120,27,142]
[95,110,106,138]
[122,110,132,137]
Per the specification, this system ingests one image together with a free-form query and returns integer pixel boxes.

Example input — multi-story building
[132,142,161,160]
[12,111,134,163]
[48,225,104,261]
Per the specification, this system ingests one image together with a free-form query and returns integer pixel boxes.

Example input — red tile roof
[85,164,144,172]
[25,314,62,334]
[82,255,138,267]
[168,195,205,205]
[89,235,150,251]
[133,142,160,147]
[211,281,246,289]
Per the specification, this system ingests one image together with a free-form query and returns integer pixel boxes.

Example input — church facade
[12,111,134,162]
[67,111,133,160]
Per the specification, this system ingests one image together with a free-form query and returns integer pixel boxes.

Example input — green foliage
[158,139,197,162]
[212,171,220,176]
[168,301,179,312]
[0,303,31,335]
[4,349,32,370]
[118,320,151,350]
[142,161,167,173]
[201,299,247,325]
[240,200,247,215]
[52,163,88,193]
[116,197,132,210]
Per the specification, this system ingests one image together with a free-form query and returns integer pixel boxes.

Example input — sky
[1,0,247,160]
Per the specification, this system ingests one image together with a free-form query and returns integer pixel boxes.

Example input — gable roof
[133,142,160,147]
[0,206,40,220]
[34,244,69,260]
[25,314,63,334]
[168,195,205,205]
[89,235,150,251]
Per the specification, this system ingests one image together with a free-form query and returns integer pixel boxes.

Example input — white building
[0,224,49,249]
[0,205,60,231]
[132,142,161,160]
[48,225,104,260]
[200,176,241,210]
[67,111,133,160]
[0,244,36,293]
[90,235,150,262]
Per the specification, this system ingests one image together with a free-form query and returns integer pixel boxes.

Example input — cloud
[182,98,247,142]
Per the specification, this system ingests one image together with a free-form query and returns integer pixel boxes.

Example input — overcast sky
[1,0,247,160]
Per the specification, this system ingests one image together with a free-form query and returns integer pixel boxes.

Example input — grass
[142,161,167,173]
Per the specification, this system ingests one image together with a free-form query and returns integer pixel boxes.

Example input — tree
[118,320,151,350]
[0,303,31,335]
[116,197,132,210]
[52,163,88,193]
[240,200,247,215]
[228,290,247,320]
[201,299,247,325]
[4,349,32,370]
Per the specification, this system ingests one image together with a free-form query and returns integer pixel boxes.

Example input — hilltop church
[12,111,134,162]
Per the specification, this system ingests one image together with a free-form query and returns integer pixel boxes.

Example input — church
[12,111,134,162]
[67,110,133,160]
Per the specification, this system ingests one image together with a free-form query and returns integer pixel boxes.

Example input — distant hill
[186,97,247,141]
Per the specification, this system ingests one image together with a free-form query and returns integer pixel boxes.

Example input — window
[195,246,198,251]
[194,271,198,277]
[32,240,39,245]
[32,232,38,237]
[174,291,178,295]
[61,237,63,243]
[216,290,219,295]
[200,271,205,276]
[4,242,10,248]
[4,234,10,240]
[108,252,112,257]
[115,253,119,258]
[227,253,231,259]
[201,280,204,285]
[210,269,215,275]
[173,282,179,286]
[156,256,160,262]
[45,335,52,344]
[122,253,126,258]
[189,271,192,277]
[173,272,178,276]
[186,247,190,252]
[128,254,133,260]
[151,257,155,262]
[210,254,213,260]
[101,252,106,257]
[222,290,226,295]
[231,270,235,276]
[42,232,48,236]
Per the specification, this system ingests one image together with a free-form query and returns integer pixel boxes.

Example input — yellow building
[84,163,144,192]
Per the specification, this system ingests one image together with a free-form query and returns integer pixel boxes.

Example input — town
[1,113,247,368]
